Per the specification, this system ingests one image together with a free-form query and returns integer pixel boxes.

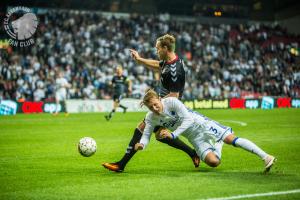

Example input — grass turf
[0,109,300,200]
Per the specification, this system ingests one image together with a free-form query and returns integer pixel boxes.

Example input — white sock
[233,138,267,160]
[55,103,59,113]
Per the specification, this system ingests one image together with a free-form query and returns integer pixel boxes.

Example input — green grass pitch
[1,109,300,200]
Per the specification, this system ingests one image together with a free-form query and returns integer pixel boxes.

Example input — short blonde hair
[116,65,123,71]
[140,88,159,107]
[157,34,176,52]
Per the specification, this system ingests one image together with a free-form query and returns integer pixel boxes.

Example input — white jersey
[55,77,69,101]
[55,77,68,94]
[140,97,232,152]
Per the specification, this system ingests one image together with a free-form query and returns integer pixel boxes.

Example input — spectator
[0,10,299,101]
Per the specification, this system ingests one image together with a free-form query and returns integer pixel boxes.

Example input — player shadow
[99,167,293,181]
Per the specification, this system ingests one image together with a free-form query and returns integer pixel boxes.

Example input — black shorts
[113,94,123,102]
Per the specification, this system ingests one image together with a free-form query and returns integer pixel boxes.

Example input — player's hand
[159,129,172,139]
[129,49,141,61]
[134,143,144,151]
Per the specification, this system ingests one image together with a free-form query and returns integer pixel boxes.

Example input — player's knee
[155,127,167,140]
[208,159,220,167]
[205,153,220,167]
[137,121,146,132]
[224,134,236,145]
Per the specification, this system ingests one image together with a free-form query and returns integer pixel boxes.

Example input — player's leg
[155,128,200,167]
[105,99,118,121]
[62,100,69,116]
[54,93,60,115]
[195,137,221,168]
[223,133,276,172]
[102,121,145,172]
[61,93,68,116]
[204,152,220,167]
[117,95,127,113]
[119,104,127,113]
[214,140,224,160]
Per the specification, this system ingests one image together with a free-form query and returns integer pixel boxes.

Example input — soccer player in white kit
[54,71,70,115]
[135,89,276,172]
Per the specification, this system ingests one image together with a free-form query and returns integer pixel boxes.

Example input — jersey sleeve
[169,98,194,138]
[140,113,155,149]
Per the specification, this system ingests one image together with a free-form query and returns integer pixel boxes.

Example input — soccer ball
[78,137,97,157]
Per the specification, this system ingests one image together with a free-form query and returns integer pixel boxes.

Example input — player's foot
[192,151,200,168]
[65,112,69,117]
[104,115,111,121]
[123,107,127,114]
[52,112,58,116]
[102,162,123,172]
[264,155,276,173]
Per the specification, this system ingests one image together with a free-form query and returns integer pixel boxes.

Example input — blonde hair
[116,65,123,71]
[140,88,159,107]
[157,34,176,52]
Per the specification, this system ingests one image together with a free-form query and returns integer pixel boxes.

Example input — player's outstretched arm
[129,49,160,71]
[64,82,71,89]
[127,79,132,94]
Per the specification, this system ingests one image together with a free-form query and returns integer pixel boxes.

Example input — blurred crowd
[0,10,299,101]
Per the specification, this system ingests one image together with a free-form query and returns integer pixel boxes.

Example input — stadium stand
[0,10,299,101]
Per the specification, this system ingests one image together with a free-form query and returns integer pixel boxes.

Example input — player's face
[147,98,163,115]
[156,41,167,60]
[116,68,123,76]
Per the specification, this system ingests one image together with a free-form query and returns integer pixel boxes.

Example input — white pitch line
[219,120,247,126]
[200,189,300,200]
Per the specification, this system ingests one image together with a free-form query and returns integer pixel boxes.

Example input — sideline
[199,189,300,200]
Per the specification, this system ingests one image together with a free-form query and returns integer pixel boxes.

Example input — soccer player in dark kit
[105,66,132,121]
[102,34,200,172]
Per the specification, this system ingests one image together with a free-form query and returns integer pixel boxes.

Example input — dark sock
[119,104,127,109]
[62,101,67,113]
[157,137,196,158]
[118,128,143,169]
[109,109,115,118]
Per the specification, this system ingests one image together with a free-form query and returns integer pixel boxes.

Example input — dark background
[1,0,299,21]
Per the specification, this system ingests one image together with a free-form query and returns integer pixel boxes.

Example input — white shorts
[188,121,233,161]
[203,120,233,142]
[55,91,67,101]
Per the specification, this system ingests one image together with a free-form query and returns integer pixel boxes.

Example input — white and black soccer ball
[78,137,97,157]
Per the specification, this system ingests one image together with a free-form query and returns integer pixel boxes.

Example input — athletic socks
[55,102,60,113]
[119,104,127,109]
[118,128,143,169]
[108,109,115,118]
[232,137,268,160]
[119,104,127,113]
[157,137,197,158]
